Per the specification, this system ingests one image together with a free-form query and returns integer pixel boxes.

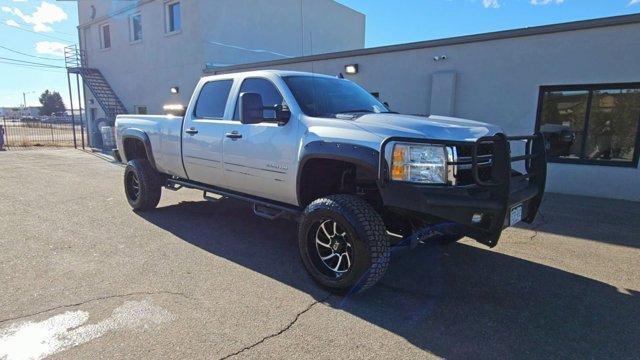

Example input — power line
[0,44,64,61]
[0,22,72,43]
[0,56,66,68]
[0,60,67,72]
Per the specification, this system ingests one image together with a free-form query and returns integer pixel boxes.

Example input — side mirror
[275,104,291,126]
[240,92,264,124]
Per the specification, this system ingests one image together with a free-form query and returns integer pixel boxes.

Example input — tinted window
[234,78,283,120]
[131,14,142,42]
[168,2,181,32]
[194,80,233,119]
[283,76,389,118]
[101,24,110,49]
[538,85,640,166]
[538,90,589,159]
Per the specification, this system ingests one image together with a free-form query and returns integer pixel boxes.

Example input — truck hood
[350,114,503,142]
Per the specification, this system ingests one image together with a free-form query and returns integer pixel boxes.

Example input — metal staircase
[64,45,127,121]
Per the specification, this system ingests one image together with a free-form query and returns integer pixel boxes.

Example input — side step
[203,191,225,202]
[165,177,301,220]
[253,204,285,220]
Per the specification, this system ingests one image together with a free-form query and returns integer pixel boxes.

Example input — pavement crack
[219,293,331,360]
[0,290,190,325]
[530,209,548,242]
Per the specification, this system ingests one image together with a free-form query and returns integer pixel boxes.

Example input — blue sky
[0,0,638,107]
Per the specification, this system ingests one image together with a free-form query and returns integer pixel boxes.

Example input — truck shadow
[516,193,640,249]
[138,199,639,359]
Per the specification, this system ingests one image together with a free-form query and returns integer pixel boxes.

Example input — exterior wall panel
[214,22,640,201]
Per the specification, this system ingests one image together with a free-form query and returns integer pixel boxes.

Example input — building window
[194,80,233,119]
[129,13,142,43]
[99,23,111,49]
[134,105,148,114]
[537,84,640,167]
[165,1,181,34]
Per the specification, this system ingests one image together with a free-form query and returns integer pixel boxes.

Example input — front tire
[124,159,162,211]
[298,195,390,294]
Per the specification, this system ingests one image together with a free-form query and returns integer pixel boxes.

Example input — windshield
[283,76,390,118]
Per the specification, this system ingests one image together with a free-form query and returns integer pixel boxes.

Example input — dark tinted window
[168,2,181,32]
[538,85,640,166]
[234,78,283,120]
[101,24,110,48]
[283,76,389,118]
[194,80,233,119]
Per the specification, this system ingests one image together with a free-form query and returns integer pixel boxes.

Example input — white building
[0,106,42,118]
[75,0,365,126]
[207,14,640,201]
[75,2,640,201]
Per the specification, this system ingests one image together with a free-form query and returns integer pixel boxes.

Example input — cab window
[234,78,284,121]
[194,80,233,119]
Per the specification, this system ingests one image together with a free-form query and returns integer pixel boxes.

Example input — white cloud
[5,19,21,27]
[13,0,28,2]
[483,0,500,8]
[35,41,66,57]
[3,1,68,32]
[531,0,564,4]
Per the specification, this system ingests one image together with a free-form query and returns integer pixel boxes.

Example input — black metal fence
[1,117,88,149]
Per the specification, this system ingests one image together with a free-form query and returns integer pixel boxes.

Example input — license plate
[509,204,523,226]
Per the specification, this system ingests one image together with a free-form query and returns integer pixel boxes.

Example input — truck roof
[202,70,339,81]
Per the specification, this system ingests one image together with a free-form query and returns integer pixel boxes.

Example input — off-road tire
[124,159,163,211]
[298,195,390,294]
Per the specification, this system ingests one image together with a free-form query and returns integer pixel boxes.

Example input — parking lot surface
[1,149,639,359]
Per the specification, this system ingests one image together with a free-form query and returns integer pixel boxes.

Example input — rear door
[222,77,299,205]
[182,79,235,186]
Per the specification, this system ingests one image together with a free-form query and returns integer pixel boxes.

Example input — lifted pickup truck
[115,70,546,293]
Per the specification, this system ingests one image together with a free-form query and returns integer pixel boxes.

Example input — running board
[253,204,285,220]
[166,178,301,219]
[203,191,225,202]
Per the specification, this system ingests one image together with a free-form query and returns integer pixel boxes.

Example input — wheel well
[298,158,380,208]
[123,137,148,162]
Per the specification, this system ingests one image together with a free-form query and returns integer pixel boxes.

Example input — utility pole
[22,91,35,117]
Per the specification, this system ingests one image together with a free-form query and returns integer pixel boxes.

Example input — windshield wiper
[334,110,396,119]
[336,109,375,114]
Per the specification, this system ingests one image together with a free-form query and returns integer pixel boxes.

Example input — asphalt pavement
[0,149,638,359]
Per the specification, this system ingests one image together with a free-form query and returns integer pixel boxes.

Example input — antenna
[300,0,304,56]
[309,31,315,74]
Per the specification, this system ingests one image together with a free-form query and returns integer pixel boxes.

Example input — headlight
[391,143,448,184]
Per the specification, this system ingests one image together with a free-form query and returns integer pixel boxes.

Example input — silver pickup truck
[115,70,547,293]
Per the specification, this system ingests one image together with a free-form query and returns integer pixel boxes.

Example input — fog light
[472,213,483,224]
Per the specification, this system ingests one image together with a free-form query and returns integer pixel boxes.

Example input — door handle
[185,127,198,135]
[225,131,243,139]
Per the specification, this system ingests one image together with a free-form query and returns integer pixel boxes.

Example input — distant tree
[38,90,66,116]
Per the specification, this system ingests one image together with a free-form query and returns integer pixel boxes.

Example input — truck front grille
[451,143,494,186]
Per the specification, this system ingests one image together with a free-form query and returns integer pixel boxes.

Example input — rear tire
[124,159,162,211]
[298,195,390,294]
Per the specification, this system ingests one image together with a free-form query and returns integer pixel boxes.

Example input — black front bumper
[378,133,547,247]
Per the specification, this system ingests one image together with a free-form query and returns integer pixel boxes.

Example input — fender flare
[120,128,157,170]
[296,141,380,205]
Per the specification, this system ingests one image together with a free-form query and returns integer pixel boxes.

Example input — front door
[222,77,299,205]
[182,79,234,186]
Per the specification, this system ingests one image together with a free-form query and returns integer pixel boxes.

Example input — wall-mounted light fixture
[345,64,359,75]
[433,55,448,62]
[170,86,180,94]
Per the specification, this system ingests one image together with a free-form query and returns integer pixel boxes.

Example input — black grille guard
[377,132,548,247]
